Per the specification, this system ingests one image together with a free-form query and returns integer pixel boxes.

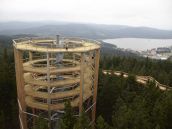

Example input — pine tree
[96,115,110,129]
[73,111,90,129]
[0,111,5,129]
[59,100,76,129]
[33,116,48,129]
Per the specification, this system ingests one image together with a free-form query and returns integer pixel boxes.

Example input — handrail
[13,37,101,53]
[102,70,172,91]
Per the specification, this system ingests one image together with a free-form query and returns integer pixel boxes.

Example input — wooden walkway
[102,70,172,91]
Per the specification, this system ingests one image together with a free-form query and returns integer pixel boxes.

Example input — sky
[0,0,172,29]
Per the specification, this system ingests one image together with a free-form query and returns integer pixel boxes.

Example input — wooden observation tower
[13,36,100,129]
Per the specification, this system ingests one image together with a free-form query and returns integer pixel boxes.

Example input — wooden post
[92,49,100,127]
[32,109,36,129]
[47,52,51,129]
[79,53,84,114]
[29,51,33,61]
[14,47,27,129]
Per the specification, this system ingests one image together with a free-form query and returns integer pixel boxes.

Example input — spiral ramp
[24,58,94,111]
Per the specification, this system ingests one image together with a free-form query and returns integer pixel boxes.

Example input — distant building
[156,47,171,54]
[150,48,156,55]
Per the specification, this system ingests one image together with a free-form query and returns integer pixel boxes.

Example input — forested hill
[0,35,172,129]
[0,22,172,39]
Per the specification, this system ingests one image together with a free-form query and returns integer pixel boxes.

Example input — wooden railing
[102,70,172,91]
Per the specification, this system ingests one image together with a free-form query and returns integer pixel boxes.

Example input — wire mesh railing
[13,37,101,52]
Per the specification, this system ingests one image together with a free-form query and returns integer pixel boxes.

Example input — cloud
[0,0,171,29]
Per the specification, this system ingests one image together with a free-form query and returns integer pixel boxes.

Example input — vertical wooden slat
[79,53,84,114]
[14,47,27,129]
[92,49,100,126]
[29,51,33,61]
[47,52,51,129]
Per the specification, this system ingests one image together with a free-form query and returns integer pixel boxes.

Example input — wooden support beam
[79,53,84,114]
[32,108,36,129]
[14,47,27,129]
[46,52,52,129]
[92,49,100,127]
[29,51,33,61]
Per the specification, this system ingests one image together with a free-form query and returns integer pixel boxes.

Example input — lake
[103,38,172,51]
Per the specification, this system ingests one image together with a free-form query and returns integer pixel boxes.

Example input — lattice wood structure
[13,36,100,129]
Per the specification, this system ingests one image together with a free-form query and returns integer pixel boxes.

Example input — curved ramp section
[23,59,81,74]
[24,85,80,99]
[24,73,80,87]
[25,87,92,111]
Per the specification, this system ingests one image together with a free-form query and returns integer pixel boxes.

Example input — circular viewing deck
[13,37,100,53]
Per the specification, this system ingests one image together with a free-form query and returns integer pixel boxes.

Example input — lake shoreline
[103,38,172,51]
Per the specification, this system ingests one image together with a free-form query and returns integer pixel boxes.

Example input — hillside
[0,22,172,39]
